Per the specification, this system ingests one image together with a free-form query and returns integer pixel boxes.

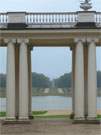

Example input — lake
[0,96,101,111]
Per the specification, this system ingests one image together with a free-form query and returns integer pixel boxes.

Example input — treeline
[0,71,101,89]
[54,71,101,89]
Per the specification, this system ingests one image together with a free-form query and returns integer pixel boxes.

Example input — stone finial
[80,0,92,11]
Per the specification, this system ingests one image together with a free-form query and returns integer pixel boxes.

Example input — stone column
[19,39,29,120]
[28,47,33,118]
[72,47,75,114]
[74,39,84,120]
[88,39,97,119]
[15,46,19,119]
[84,46,88,118]
[6,39,16,119]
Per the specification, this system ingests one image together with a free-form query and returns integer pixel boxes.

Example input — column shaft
[6,41,15,119]
[72,47,75,114]
[74,40,84,119]
[28,48,32,117]
[88,41,97,119]
[15,46,19,118]
[84,46,88,117]
[19,41,29,119]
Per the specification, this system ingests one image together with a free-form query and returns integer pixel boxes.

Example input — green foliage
[32,72,51,88]
[0,74,6,88]
[32,111,48,115]
[34,115,70,119]
[54,73,72,88]
[0,112,6,117]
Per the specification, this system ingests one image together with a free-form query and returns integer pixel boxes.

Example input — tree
[54,73,72,88]
[32,72,51,88]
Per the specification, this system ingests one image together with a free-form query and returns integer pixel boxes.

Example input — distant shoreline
[0,87,101,97]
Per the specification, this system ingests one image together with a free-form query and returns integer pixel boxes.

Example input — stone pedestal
[77,11,95,23]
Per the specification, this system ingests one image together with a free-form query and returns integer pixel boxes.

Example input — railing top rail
[0,11,101,13]
[26,12,77,14]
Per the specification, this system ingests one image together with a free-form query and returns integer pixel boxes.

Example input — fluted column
[28,47,32,118]
[6,39,16,119]
[15,46,20,119]
[72,47,75,114]
[74,39,84,120]
[88,39,97,119]
[19,39,29,119]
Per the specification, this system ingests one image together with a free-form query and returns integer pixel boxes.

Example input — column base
[87,116,97,120]
[6,117,16,120]
[74,117,85,120]
[19,116,29,120]
[1,119,31,125]
[73,119,100,124]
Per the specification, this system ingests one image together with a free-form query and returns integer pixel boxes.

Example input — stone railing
[95,12,101,24]
[0,12,101,26]
[26,12,77,24]
[0,13,8,24]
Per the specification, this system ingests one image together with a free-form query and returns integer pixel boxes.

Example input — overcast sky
[0,0,101,79]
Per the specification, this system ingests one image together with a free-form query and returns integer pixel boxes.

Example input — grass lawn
[0,112,6,117]
[96,114,101,120]
[0,111,101,120]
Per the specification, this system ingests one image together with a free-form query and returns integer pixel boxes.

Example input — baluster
[26,14,28,23]
[0,15,1,23]
[56,14,58,23]
[45,14,47,23]
[75,14,77,22]
[32,14,34,23]
[52,14,54,23]
[64,14,67,22]
[39,13,41,24]
[95,14,97,23]
[69,14,70,22]
[71,14,73,22]
[42,14,44,23]
[38,14,40,23]
[62,14,64,23]
[99,14,100,23]
[44,14,46,23]
[48,14,50,23]
[3,14,4,23]
[97,14,98,23]
[59,14,60,23]
[35,14,38,23]
[98,14,99,23]
[29,14,31,23]
[99,14,101,24]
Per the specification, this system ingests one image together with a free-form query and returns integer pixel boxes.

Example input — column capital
[74,38,85,43]
[87,38,99,43]
[17,38,29,44]
[4,38,17,44]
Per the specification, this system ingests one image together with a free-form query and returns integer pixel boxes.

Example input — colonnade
[6,39,32,120]
[5,38,97,121]
[72,38,97,120]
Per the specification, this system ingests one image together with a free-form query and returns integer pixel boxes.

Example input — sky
[0,0,101,79]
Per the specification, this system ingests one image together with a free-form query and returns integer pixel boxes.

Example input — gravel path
[0,119,101,135]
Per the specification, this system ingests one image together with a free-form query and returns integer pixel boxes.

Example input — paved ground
[0,119,101,135]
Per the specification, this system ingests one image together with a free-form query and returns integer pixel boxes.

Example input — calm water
[0,96,101,111]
